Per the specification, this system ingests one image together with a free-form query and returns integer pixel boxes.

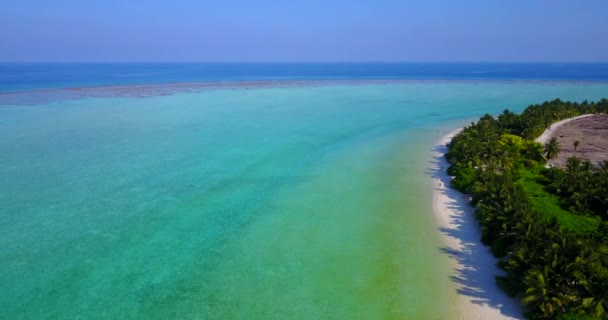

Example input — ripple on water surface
[2,82,608,319]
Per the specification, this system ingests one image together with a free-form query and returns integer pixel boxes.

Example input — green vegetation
[544,137,561,160]
[445,98,608,319]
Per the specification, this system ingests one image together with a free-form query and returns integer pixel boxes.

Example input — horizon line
[2,61,608,64]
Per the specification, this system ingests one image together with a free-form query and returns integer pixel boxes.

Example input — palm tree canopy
[544,137,561,160]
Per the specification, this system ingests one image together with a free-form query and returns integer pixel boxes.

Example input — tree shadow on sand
[427,142,522,319]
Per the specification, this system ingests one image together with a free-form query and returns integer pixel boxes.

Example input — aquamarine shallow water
[1,82,608,319]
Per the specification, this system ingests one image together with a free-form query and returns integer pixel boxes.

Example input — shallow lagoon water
[1,82,608,319]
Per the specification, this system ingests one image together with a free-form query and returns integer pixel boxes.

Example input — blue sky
[1,0,607,62]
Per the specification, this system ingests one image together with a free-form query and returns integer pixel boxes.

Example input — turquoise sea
[1,64,608,319]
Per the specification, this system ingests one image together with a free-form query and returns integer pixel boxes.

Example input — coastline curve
[430,130,523,320]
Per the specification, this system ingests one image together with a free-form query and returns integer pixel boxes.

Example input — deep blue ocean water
[1,63,608,319]
[2,62,608,92]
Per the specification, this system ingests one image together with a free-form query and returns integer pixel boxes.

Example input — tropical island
[445,99,608,319]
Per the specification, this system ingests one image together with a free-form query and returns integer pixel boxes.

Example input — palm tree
[567,242,608,318]
[566,157,582,176]
[543,137,561,160]
[522,267,570,317]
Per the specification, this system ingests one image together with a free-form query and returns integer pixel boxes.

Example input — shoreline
[431,130,522,320]
[535,114,595,145]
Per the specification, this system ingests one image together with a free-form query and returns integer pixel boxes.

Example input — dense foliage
[445,99,608,319]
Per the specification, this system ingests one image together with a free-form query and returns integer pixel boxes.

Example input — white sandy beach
[535,114,594,144]
[431,130,522,320]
